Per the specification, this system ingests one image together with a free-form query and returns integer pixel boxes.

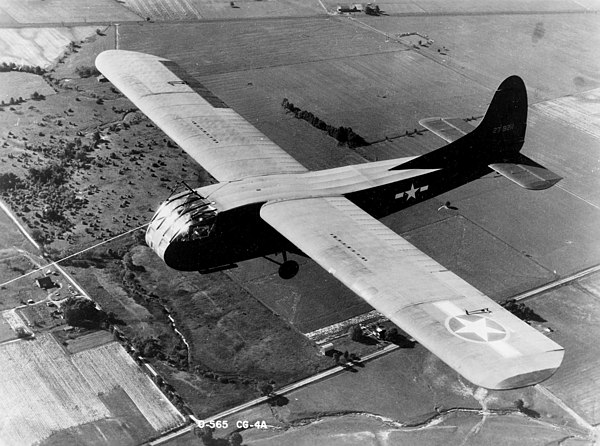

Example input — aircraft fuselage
[146,156,492,272]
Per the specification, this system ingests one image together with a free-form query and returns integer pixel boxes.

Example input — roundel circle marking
[445,314,508,343]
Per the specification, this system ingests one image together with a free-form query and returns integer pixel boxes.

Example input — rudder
[474,75,527,154]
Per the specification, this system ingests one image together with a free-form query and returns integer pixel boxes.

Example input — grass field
[0,257,49,312]
[529,272,600,426]
[199,50,488,147]
[0,72,55,104]
[233,411,586,446]
[119,18,397,76]
[61,328,114,354]
[528,89,600,208]
[18,302,64,331]
[0,312,16,342]
[0,27,98,69]
[119,0,326,20]
[360,13,600,102]
[0,333,183,445]
[0,0,141,24]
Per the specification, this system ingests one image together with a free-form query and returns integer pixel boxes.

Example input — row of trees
[282,98,369,148]
[503,299,546,322]
[1,96,25,106]
[31,91,46,100]
[0,61,45,75]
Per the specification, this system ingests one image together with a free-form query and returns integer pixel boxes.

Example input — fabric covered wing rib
[95,50,307,182]
[260,196,563,390]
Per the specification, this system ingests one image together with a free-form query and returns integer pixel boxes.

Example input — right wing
[96,50,307,182]
[261,196,564,390]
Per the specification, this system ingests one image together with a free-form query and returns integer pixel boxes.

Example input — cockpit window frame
[150,190,219,244]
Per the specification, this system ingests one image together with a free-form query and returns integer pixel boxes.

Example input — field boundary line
[513,264,600,302]
[316,0,329,14]
[535,384,595,435]
[0,200,40,250]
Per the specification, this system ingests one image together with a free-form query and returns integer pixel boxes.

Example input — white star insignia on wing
[454,317,505,342]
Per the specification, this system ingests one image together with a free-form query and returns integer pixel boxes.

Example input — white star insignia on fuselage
[395,184,428,200]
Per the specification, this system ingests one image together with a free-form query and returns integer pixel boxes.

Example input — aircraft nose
[145,191,218,267]
[145,218,170,262]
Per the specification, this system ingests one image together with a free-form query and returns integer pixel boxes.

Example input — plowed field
[0,334,184,445]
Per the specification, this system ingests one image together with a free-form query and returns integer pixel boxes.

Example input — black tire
[278,260,299,279]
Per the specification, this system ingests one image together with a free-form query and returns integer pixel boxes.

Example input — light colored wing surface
[420,117,476,143]
[261,197,563,389]
[96,50,307,182]
[489,160,562,190]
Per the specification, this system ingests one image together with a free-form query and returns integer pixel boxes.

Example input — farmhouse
[35,276,55,290]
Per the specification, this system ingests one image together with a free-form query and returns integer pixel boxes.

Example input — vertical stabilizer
[474,75,528,154]
[392,76,529,170]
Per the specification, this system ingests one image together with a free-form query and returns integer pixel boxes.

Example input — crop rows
[0,334,183,445]
[0,334,110,445]
[73,342,184,431]
[122,0,202,20]
[532,92,600,141]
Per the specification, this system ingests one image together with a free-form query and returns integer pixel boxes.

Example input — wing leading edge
[261,196,564,390]
[96,50,307,182]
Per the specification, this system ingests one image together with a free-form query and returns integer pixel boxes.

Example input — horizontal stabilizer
[419,117,476,143]
[489,155,562,190]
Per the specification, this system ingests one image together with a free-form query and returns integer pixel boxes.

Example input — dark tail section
[392,76,529,171]
[475,75,527,154]
[391,76,561,189]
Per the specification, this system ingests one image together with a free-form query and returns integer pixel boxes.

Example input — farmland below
[0,333,183,446]
[1,2,600,444]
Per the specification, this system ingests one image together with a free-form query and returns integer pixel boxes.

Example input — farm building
[35,276,55,290]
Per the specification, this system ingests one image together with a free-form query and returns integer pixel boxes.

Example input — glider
[96,50,564,390]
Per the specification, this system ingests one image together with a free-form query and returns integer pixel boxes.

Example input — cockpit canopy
[146,189,218,260]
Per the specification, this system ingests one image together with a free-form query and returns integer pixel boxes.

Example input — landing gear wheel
[278,260,299,279]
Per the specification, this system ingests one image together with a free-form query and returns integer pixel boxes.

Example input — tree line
[0,62,45,75]
[282,98,369,148]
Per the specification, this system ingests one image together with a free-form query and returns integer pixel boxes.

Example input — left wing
[96,50,307,182]
[261,196,564,390]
